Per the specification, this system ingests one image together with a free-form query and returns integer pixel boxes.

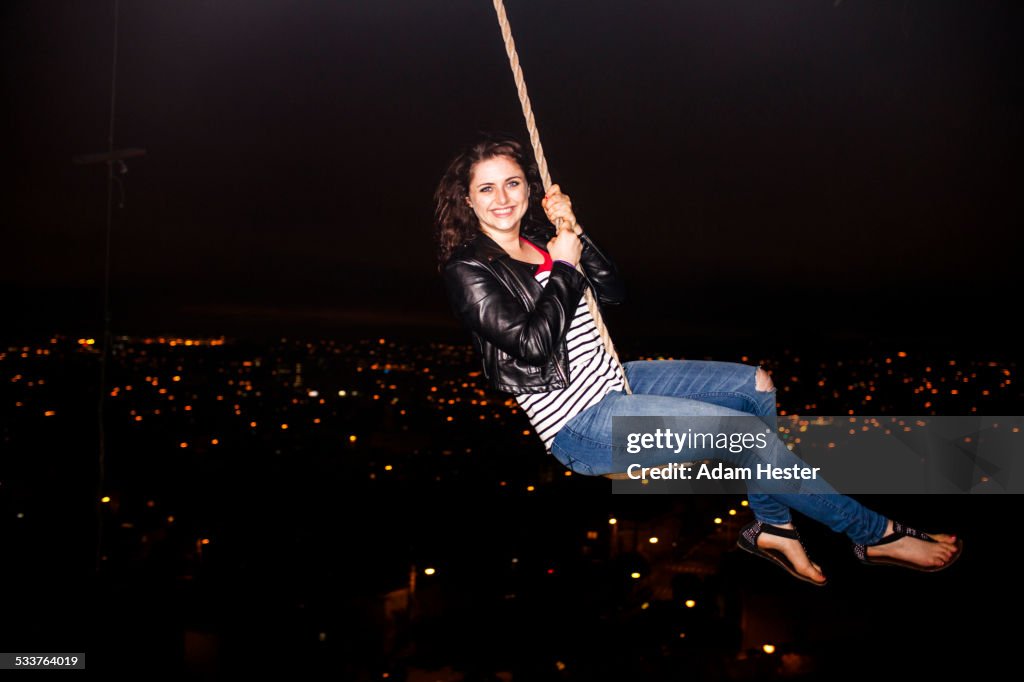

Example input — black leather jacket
[443,217,625,394]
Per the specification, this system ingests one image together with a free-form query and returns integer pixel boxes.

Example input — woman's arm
[542,186,626,306]
[577,229,626,305]
[443,258,588,366]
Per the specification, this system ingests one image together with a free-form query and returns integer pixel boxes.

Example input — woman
[435,134,961,585]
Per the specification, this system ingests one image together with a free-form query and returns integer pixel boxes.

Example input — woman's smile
[466,155,530,237]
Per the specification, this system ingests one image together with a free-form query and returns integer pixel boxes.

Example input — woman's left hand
[541,184,582,235]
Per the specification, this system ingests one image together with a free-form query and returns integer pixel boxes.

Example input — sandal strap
[871,520,935,547]
[750,521,820,569]
[893,520,934,542]
[853,520,935,560]
[757,521,801,540]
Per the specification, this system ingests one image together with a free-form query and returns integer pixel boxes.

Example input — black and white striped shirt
[514,262,625,453]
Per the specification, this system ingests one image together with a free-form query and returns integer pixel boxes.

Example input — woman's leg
[620,360,791,523]
[550,388,837,582]
[550,385,887,544]
[552,359,959,572]
[621,360,777,430]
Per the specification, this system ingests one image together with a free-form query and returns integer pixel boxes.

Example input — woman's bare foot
[756,522,827,584]
[866,520,960,569]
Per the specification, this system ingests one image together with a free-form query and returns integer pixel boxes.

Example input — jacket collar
[459,218,555,263]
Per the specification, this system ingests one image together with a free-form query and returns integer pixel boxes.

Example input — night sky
[5,1,1021,348]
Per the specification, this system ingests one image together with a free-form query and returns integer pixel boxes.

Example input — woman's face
[466,155,530,238]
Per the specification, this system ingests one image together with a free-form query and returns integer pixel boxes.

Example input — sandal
[736,520,828,587]
[853,520,964,572]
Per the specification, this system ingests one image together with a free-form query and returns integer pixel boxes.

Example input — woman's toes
[931,544,957,565]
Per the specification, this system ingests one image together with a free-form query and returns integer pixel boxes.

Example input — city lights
[4,331,1015,677]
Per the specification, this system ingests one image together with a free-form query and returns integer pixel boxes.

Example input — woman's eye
[480,187,491,193]
[507,180,520,188]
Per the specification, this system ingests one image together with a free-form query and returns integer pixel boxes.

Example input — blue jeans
[550,360,887,545]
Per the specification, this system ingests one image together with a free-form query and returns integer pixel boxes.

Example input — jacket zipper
[497,258,571,388]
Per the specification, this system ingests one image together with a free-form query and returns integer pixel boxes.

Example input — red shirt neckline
[520,236,552,275]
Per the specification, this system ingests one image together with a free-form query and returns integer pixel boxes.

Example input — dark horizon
[9,276,1019,359]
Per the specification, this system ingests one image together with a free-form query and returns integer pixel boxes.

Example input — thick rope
[491,0,632,395]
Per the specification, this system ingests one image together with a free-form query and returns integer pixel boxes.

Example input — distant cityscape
[1,333,1019,679]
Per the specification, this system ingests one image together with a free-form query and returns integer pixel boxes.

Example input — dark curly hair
[433,134,545,271]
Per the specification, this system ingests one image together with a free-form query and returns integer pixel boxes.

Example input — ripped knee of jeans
[755,367,775,392]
